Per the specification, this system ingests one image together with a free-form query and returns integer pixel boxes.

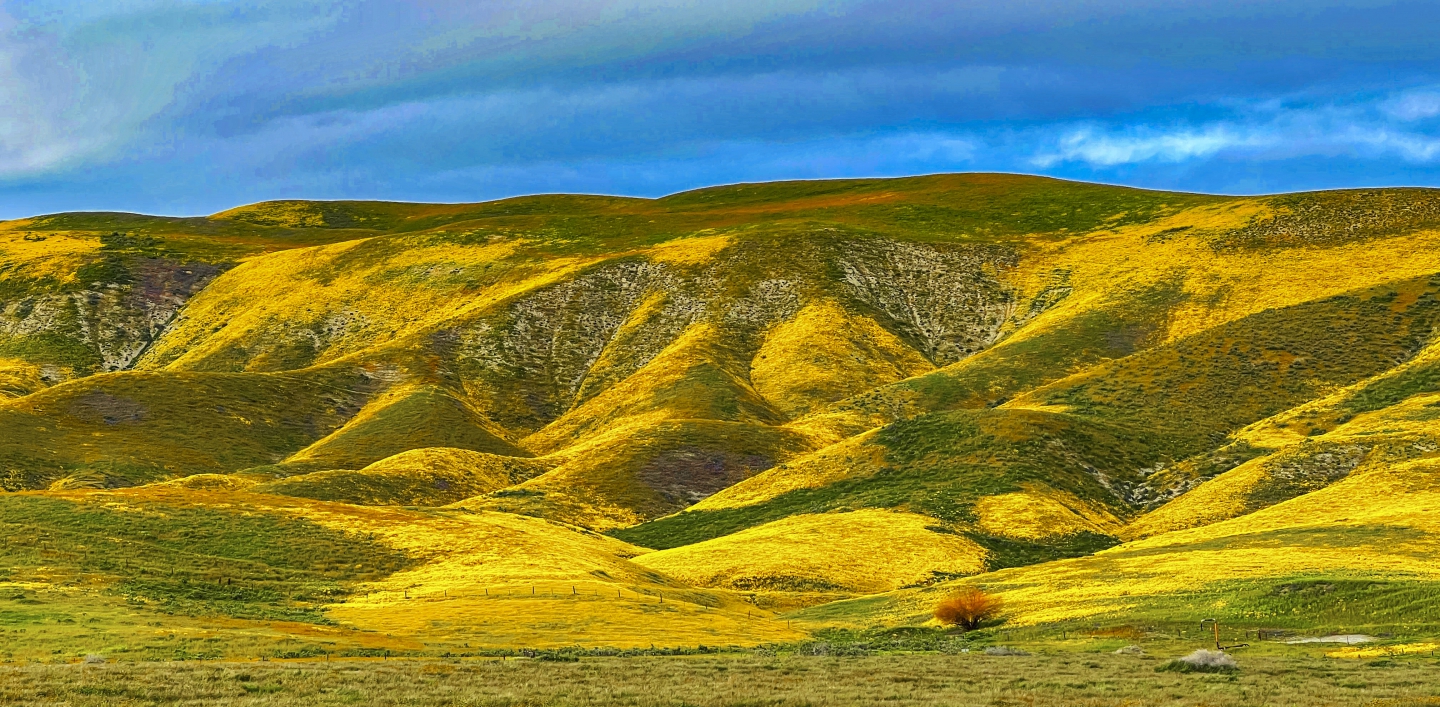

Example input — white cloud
[1343,128,1440,162]
[1032,126,1265,167]
[1031,86,1440,169]
[1383,91,1440,122]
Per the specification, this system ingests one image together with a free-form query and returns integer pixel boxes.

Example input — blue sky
[3,0,1440,217]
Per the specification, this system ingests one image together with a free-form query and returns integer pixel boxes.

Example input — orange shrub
[934,587,1003,631]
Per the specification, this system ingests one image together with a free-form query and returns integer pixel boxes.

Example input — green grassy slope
[469,419,814,529]
[1015,274,1440,455]
[799,454,1440,636]
[610,407,1153,561]
[0,367,384,490]
[277,384,529,474]
[254,447,552,506]
[788,277,1185,441]
[0,211,392,382]
[0,490,413,624]
[611,272,1440,554]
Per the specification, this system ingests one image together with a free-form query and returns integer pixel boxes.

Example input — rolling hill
[5,173,1440,657]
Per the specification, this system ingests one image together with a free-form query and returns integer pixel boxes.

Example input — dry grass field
[4,651,1439,707]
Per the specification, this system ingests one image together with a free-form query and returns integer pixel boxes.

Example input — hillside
[5,174,1440,656]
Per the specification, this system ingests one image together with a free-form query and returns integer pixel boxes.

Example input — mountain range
[5,173,1440,657]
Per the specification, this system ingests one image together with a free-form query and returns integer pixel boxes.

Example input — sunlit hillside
[800,454,1440,635]
[5,174,1440,657]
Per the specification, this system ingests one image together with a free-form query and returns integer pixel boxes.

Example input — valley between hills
[4,173,1440,659]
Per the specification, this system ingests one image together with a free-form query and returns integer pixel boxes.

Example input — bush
[1157,649,1237,673]
[934,587,1004,631]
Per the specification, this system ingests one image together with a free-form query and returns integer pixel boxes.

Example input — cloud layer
[2,0,1440,216]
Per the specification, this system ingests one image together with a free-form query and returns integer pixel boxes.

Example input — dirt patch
[67,391,148,425]
[637,448,775,506]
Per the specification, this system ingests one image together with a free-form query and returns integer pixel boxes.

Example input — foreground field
[4,652,1439,707]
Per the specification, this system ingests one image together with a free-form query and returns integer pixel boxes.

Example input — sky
[3,0,1440,217]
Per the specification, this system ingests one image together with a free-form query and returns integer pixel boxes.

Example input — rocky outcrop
[1215,189,1440,250]
[836,240,1019,365]
[0,258,220,375]
[480,263,656,393]
[439,236,1027,432]
[1246,436,1440,508]
[723,278,802,331]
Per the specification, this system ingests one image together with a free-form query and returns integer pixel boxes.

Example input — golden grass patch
[256,447,552,506]
[326,591,805,649]
[1023,202,1440,347]
[751,301,933,418]
[0,231,101,283]
[482,419,811,530]
[643,233,733,265]
[148,473,262,492]
[1129,383,1440,540]
[690,429,886,512]
[633,509,987,593]
[974,483,1124,540]
[1327,642,1439,658]
[279,384,527,472]
[842,457,1440,629]
[79,485,806,648]
[0,358,52,397]
[522,322,788,453]
[140,236,595,372]
[1122,459,1271,540]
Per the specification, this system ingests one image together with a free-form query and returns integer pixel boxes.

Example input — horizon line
[5,171,1440,223]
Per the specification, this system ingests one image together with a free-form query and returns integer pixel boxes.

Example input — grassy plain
[4,651,1440,707]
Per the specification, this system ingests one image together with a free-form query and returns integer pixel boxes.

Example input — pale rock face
[724,278,801,330]
[572,287,710,405]
[836,239,1019,366]
[0,259,220,377]
[440,237,1026,432]
[1265,443,1369,486]
[449,260,679,425]
[499,260,661,403]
